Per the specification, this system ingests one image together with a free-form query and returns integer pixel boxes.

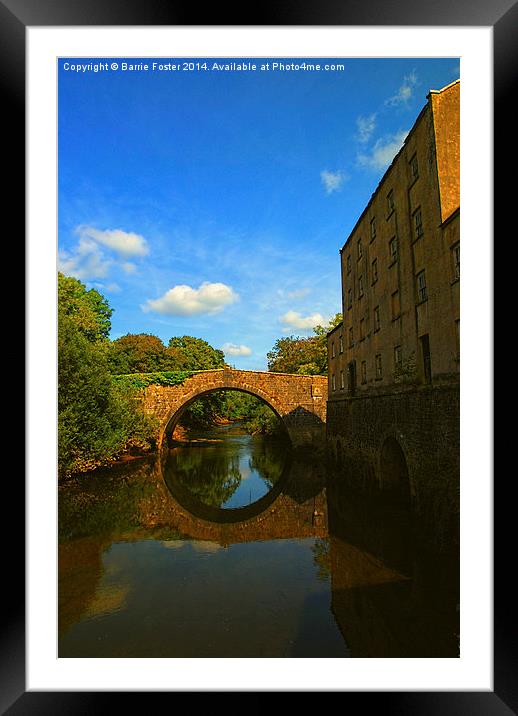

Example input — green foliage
[176,389,284,436]
[313,313,343,337]
[311,538,331,580]
[180,393,226,429]
[248,439,287,487]
[393,351,418,384]
[112,371,196,390]
[108,333,169,374]
[58,276,156,479]
[167,449,241,507]
[241,403,284,437]
[267,313,342,376]
[58,272,112,342]
[108,333,226,375]
[267,335,327,375]
[168,335,226,370]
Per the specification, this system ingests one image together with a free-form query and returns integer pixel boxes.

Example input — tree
[58,272,112,342]
[58,276,155,478]
[267,335,323,374]
[109,333,168,374]
[267,313,342,375]
[167,336,225,370]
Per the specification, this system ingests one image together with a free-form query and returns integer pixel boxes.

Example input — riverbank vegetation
[177,391,284,437]
[58,274,157,480]
[58,272,340,477]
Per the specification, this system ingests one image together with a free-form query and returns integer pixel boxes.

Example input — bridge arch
[162,386,289,447]
[140,369,327,449]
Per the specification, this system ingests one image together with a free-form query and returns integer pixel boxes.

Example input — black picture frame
[9,0,504,710]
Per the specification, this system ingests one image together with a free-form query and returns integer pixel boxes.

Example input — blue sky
[58,57,459,370]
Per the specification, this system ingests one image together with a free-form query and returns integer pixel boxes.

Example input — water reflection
[326,477,459,657]
[58,434,459,658]
[164,424,290,510]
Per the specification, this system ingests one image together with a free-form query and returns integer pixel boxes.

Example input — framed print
[9,0,505,709]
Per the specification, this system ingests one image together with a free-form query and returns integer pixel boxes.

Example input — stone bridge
[140,368,328,448]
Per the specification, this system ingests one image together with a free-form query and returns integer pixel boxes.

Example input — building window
[361,360,367,384]
[331,341,336,358]
[332,373,336,391]
[373,305,380,332]
[394,345,402,369]
[375,353,383,380]
[387,189,395,215]
[357,238,363,260]
[420,334,432,383]
[349,327,354,347]
[410,153,419,181]
[339,334,343,353]
[452,243,460,281]
[370,217,376,241]
[346,254,351,274]
[340,370,345,389]
[371,258,378,284]
[389,236,398,264]
[417,270,427,302]
[391,290,401,320]
[347,288,353,309]
[360,318,365,341]
[413,207,424,239]
[347,361,357,395]
[358,275,364,298]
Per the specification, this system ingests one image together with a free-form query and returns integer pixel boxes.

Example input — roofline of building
[339,79,460,254]
[428,78,460,96]
[326,321,343,337]
[440,206,460,228]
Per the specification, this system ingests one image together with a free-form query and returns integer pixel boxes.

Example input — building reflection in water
[58,441,459,657]
[326,475,459,657]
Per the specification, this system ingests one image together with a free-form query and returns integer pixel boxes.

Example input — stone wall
[139,478,328,546]
[328,80,460,398]
[327,383,459,544]
[139,368,328,448]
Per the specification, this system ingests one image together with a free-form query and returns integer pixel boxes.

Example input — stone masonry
[140,368,328,448]
[326,80,460,544]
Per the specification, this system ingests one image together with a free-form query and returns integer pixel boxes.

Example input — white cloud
[143,282,238,316]
[357,130,408,171]
[281,310,328,332]
[385,70,419,107]
[320,169,346,195]
[356,113,377,143]
[190,541,222,554]
[222,343,252,356]
[121,262,137,274]
[161,541,185,550]
[91,281,121,293]
[59,225,149,281]
[75,225,149,257]
[58,236,112,280]
[277,287,311,300]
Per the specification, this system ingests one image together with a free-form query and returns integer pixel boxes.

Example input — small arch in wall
[379,437,411,504]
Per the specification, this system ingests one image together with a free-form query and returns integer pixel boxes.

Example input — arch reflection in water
[163,423,292,519]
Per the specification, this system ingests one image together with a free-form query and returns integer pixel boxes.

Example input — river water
[58,423,459,658]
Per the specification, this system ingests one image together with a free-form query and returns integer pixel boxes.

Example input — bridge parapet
[139,368,327,447]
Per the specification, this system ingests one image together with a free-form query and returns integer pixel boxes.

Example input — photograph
[12,10,501,705]
[56,55,461,659]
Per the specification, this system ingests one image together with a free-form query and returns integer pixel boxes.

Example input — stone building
[326,80,460,543]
